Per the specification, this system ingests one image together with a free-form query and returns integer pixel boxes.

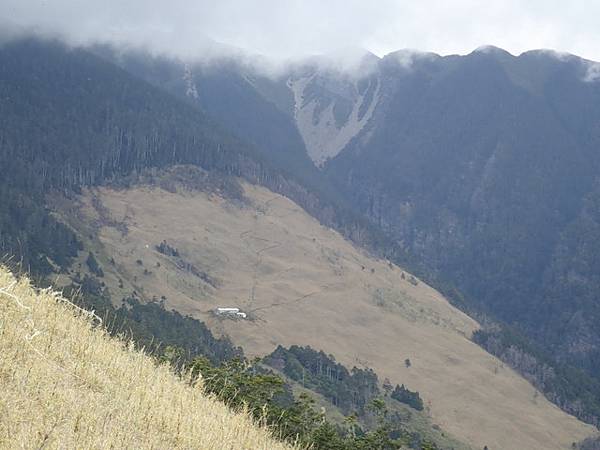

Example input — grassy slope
[0,267,292,450]
[54,180,597,450]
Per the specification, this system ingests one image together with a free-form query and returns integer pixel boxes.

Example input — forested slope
[324,48,600,424]
[0,38,261,274]
[91,45,346,208]
[0,38,399,279]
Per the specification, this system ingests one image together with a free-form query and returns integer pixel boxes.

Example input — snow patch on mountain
[183,64,199,99]
[288,74,380,167]
[584,62,600,82]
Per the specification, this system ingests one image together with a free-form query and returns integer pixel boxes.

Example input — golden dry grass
[0,267,293,450]
[57,182,600,450]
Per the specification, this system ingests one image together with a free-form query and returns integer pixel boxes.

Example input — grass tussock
[0,267,293,450]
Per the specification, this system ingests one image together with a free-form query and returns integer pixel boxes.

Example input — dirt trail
[239,195,335,316]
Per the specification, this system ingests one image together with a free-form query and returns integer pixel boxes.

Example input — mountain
[323,47,600,376]
[90,45,344,205]
[138,45,600,426]
[0,37,459,448]
[97,45,600,424]
[2,36,600,448]
[0,38,364,276]
[0,37,266,274]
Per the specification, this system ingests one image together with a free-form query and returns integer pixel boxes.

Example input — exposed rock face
[287,69,381,167]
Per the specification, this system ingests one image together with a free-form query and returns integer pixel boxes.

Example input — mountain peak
[471,45,515,58]
[518,48,578,62]
[383,49,441,68]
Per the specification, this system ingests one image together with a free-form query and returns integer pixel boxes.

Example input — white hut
[215,307,239,315]
[215,307,247,319]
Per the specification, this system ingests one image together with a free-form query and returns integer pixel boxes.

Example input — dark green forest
[190,356,439,450]
[323,49,600,426]
[264,345,425,418]
[265,345,381,416]
[0,37,266,275]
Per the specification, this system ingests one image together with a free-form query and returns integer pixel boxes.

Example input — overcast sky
[1,0,600,63]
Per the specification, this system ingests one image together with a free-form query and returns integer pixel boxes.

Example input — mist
[1,0,600,70]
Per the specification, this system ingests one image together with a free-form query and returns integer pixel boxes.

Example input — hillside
[0,37,269,275]
[99,47,600,421]
[324,48,600,381]
[52,171,597,450]
[92,44,344,206]
[97,46,600,402]
[0,266,292,450]
[0,38,385,284]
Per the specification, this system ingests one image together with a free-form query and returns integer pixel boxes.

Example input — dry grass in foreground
[0,267,293,450]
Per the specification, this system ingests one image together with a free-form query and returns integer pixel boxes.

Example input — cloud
[584,62,600,82]
[1,0,599,65]
[385,49,441,71]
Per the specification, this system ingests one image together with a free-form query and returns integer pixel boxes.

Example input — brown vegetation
[53,181,598,449]
[0,267,293,450]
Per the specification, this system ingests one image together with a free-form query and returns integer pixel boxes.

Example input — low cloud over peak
[1,0,600,71]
